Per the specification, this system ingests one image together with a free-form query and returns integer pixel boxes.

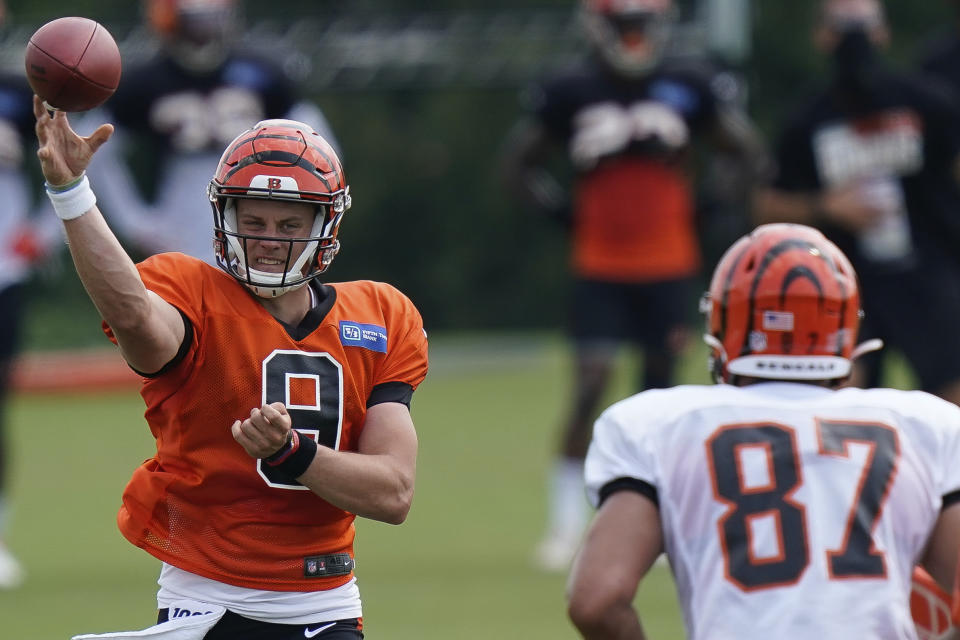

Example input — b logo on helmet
[249,174,301,197]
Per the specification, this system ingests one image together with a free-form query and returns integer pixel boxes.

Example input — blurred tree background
[2,0,954,347]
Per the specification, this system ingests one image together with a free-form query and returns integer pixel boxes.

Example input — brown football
[24,16,122,112]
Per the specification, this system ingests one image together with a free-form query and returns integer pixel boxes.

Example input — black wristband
[264,430,296,465]
[269,431,318,480]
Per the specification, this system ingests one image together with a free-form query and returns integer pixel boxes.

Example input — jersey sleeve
[933,398,960,500]
[523,73,576,140]
[678,64,736,132]
[584,399,659,509]
[101,253,204,347]
[911,74,960,173]
[137,253,205,325]
[227,54,297,118]
[378,284,429,393]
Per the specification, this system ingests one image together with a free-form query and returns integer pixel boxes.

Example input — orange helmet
[580,0,675,77]
[146,0,239,71]
[208,119,350,298]
[702,223,876,383]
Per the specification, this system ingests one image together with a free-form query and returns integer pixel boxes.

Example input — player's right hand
[33,95,112,187]
[231,402,293,459]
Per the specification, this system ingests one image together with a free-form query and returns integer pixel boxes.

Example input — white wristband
[45,175,97,220]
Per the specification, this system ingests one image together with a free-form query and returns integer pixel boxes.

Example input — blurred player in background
[34,103,427,637]
[0,0,62,589]
[568,223,960,639]
[0,57,33,593]
[501,0,766,570]
[755,0,960,407]
[918,0,960,91]
[82,0,338,263]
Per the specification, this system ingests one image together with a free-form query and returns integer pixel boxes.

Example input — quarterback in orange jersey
[34,96,427,639]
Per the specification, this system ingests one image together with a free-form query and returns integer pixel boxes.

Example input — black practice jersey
[109,51,298,158]
[86,49,333,262]
[521,57,735,281]
[527,57,728,171]
[0,70,40,169]
[919,31,960,95]
[772,69,960,273]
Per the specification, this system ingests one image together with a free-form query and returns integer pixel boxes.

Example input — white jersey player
[567,223,960,640]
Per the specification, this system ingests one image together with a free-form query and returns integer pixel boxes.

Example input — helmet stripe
[252,132,340,171]
[780,265,823,308]
[224,150,334,191]
[742,238,818,357]
[717,242,752,343]
[740,238,849,358]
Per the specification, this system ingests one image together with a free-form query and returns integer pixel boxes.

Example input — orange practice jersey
[107,253,428,591]
[572,157,700,281]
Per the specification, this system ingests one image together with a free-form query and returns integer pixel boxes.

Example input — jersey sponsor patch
[649,79,700,115]
[339,321,387,353]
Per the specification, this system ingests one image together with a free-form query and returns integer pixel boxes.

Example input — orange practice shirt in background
[572,157,700,282]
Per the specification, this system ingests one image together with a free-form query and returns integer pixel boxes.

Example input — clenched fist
[231,402,293,459]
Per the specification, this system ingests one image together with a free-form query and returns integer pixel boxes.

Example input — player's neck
[256,284,312,326]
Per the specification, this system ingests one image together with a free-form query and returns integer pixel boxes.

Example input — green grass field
[0,333,918,639]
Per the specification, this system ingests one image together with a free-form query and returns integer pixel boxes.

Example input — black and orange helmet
[702,223,877,383]
[145,0,239,71]
[208,118,350,298]
[147,0,236,37]
[580,0,675,77]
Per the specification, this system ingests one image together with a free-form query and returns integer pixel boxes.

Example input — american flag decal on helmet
[762,310,794,331]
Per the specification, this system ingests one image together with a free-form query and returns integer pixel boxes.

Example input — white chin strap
[703,334,884,382]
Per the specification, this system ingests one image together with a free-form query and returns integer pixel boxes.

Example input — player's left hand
[231,402,292,459]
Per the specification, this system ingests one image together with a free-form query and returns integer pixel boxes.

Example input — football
[911,567,955,640]
[24,16,122,112]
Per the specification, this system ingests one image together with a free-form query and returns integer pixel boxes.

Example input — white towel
[71,601,226,640]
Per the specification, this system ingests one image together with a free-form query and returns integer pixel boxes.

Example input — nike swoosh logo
[304,622,337,638]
